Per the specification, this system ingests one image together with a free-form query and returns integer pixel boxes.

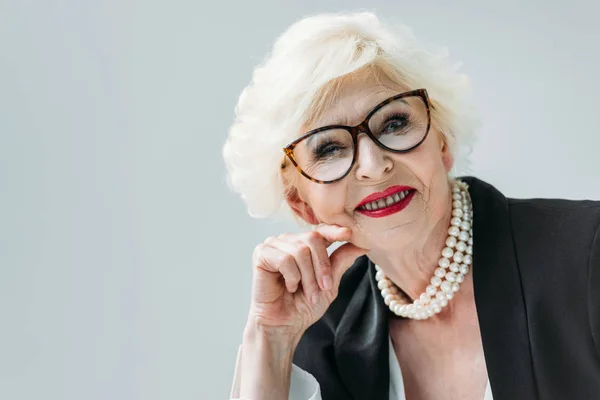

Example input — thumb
[330,242,369,283]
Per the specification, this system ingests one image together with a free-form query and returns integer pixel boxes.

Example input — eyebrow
[305,132,324,147]
[310,96,409,131]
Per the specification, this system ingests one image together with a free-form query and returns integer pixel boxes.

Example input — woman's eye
[314,142,345,158]
[382,116,409,133]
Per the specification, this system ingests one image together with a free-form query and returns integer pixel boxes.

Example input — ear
[439,135,454,172]
[285,186,319,225]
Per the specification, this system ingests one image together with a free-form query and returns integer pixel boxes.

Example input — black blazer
[293,176,600,400]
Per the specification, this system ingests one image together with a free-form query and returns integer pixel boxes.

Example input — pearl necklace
[374,179,473,320]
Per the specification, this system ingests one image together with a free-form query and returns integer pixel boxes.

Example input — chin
[352,222,415,251]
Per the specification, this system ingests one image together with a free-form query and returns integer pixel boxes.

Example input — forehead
[305,71,410,130]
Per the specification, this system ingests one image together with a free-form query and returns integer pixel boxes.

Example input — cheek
[305,183,352,219]
[393,143,446,185]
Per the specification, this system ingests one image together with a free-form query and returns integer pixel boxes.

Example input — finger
[255,244,301,293]
[267,237,320,304]
[299,231,333,291]
[330,242,369,284]
[313,224,352,247]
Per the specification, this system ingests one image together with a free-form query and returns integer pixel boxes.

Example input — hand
[246,224,368,341]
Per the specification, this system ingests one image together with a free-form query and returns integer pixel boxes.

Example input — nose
[353,133,394,181]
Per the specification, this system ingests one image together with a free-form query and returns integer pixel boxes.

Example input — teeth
[360,190,412,211]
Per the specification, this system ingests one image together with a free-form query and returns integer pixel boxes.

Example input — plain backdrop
[1,1,599,399]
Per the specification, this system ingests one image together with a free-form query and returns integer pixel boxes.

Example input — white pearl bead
[459,264,469,275]
[452,208,464,218]
[441,281,452,293]
[420,293,431,304]
[453,186,460,193]
[390,299,399,308]
[436,291,446,300]
[377,280,391,289]
[438,257,450,268]
[449,262,460,272]
[458,230,469,242]
[456,273,465,283]
[434,267,446,278]
[433,305,442,313]
[451,217,462,227]
[453,251,464,263]
[375,271,385,280]
[431,276,442,286]
[453,193,461,200]
[441,247,454,258]
[445,291,454,300]
[445,271,457,282]
[384,293,396,305]
[452,282,460,292]
[463,254,473,265]
[446,236,457,248]
[429,299,440,308]
[461,221,471,231]
[455,241,467,252]
[426,285,437,296]
[448,226,460,237]
[453,200,463,208]
[463,213,471,221]
[381,288,392,297]
[440,299,449,307]
[468,237,473,245]
[466,245,473,255]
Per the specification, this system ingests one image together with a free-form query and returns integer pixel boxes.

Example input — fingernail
[322,275,333,290]
[311,292,320,306]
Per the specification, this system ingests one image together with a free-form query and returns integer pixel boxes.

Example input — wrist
[239,324,299,399]
[243,312,304,348]
[242,321,301,354]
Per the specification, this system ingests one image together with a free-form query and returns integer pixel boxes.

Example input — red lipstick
[355,185,416,218]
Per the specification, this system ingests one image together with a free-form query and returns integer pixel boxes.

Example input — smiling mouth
[355,188,417,218]
[356,189,413,211]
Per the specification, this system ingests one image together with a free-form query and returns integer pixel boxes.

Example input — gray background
[1,1,599,399]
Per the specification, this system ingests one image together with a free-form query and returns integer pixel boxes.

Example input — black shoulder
[508,196,600,268]
[508,197,600,249]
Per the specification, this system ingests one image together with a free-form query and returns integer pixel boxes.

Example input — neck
[367,193,453,302]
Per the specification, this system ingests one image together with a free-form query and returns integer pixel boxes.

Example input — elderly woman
[223,12,600,400]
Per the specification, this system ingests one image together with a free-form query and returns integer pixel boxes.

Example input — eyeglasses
[282,89,433,184]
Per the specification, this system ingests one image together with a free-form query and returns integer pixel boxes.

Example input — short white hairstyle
[223,11,479,220]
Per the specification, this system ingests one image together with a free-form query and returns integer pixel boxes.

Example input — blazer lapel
[334,260,390,400]
[467,176,539,399]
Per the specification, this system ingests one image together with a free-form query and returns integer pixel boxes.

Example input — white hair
[222,11,479,220]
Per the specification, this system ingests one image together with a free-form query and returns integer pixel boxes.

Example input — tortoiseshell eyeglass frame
[282,88,433,184]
